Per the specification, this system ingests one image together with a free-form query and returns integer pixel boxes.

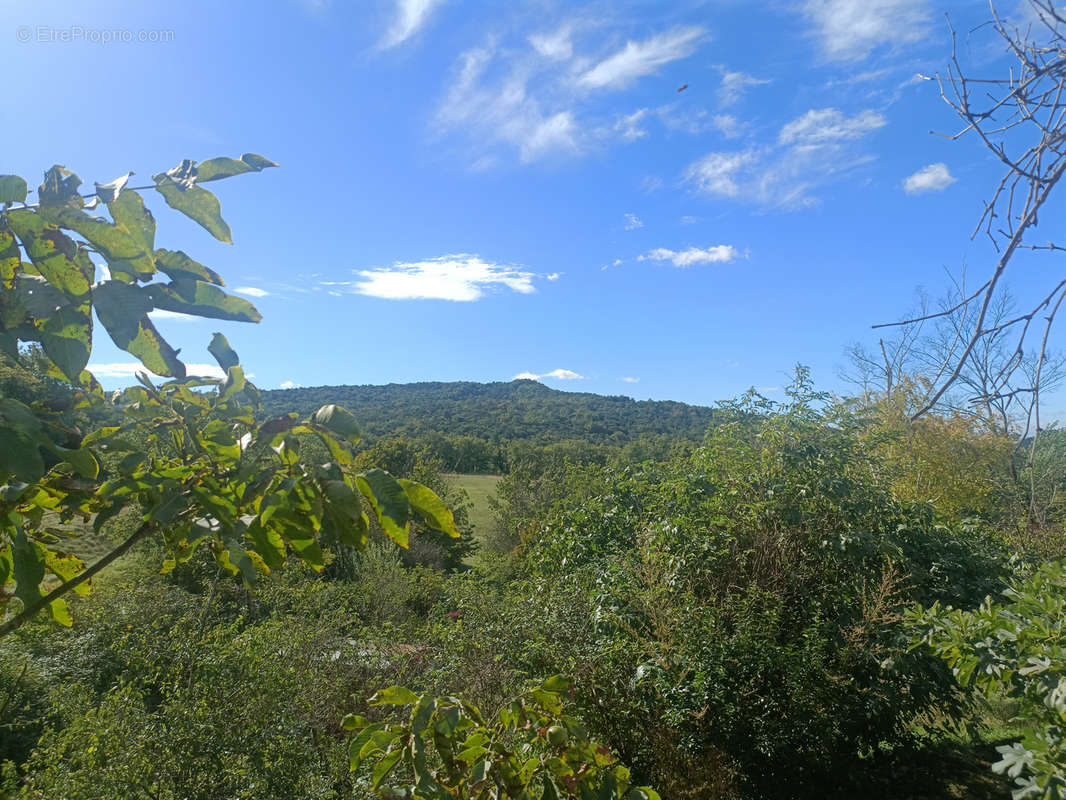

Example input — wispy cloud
[615,108,650,141]
[234,286,269,298]
[903,162,956,194]
[89,362,226,380]
[437,22,706,165]
[778,108,885,145]
[547,272,561,281]
[639,245,741,266]
[326,254,538,301]
[621,376,640,383]
[513,368,584,380]
[802,0,930,61]
[685,107,886,209]
[529,22,575,61]
[716,67,770,106]
[578,27,706,90]
[279,380,299,389]
[624,213,644,230]
[383,0,445,48]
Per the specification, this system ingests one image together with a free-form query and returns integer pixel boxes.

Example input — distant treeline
[260,379,716,473]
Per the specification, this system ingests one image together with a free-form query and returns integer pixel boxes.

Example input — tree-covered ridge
[262,379,716,447]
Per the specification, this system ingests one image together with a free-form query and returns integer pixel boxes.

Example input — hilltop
[260,379,716,447]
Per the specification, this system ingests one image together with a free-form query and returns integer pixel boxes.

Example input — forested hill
[260,379,716,446]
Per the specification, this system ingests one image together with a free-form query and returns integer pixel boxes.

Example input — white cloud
[624,213,644,230]
[234,286,269,298]
[578,27,705,90]
[383,0,445,48]
[547,272,561,281]
[514,368,585,381]
[903,162,956,194]
[717,68,770,106]
[802,0,930,61]
[778,108,886,145]
[680,215,698,225]
[639,245,741,267]
[88,362,226,380]
[149,309,201,322]
[622,376,640,383]
[615,108,650,141]
[529,23,574,60]
[437,43,582,164]
[686,107,886,209]
[712,113,745,139]
[279,380,299,389]
[328,254,537,301]
[684,150,760,198]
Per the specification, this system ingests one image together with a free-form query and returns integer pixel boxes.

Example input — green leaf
[371,686,420,707]
[539,675,571,694]
[0,175,28,204]
[12,529,45,608]
[38,303,92,381]
[153,173,232,243]
[342,714,371,732]
[398,479,460,538]
[47,596,73,627]
[349,723,385,771]
[154,249,223,285]
[312,404,361,445]
[0,429,45,482]
[0,222,19,288]
[372,749,404,790]
[147,280,261,322]
[241,153,279,171]
[7,210,91,298]
[208,332,240,371]
[93,280,185,377]
[107,189,157,281]
[54,446,100,480]
[38,165,83,208]
[196,157,254,182]
[356,469,411,548]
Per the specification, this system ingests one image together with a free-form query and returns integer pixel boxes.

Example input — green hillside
[260,379,716,446]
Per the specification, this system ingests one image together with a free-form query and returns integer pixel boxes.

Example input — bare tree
[847,278,1065,434]
[875,1,1066,446]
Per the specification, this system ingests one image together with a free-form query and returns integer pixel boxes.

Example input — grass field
[445,473,502,542]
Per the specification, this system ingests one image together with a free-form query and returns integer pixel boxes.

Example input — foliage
[262,380,715,468]
[911,560,1066,799]
[345,676,660,799]
[0,160,460,633]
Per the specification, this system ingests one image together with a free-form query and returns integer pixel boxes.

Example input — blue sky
[6,0,1062,412]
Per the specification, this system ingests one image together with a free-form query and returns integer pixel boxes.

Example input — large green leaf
[106,189,157,281]
[312,404,361,445]
[0,429,45,482]
[196,153,278,181]
[154,249,223,285]
[153,173,232,243]
[37,165,83,209]
[38,303,92,381]
[208,332,240,371]
[7,211,91,298]
[356,468,411,548]
[0,175,28,204]
[398,479,460,538]
[0,222,19,288]
[147,280,261,322]
[11,529,45,608]
[93,280,185,377]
